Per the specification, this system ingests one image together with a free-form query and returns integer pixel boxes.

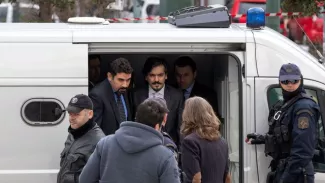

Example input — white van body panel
[0,43,87,78]
[244,77,259,183]
[254,27,325,83]
[0,84,88,183]
[71,23,247,43]
[0,41,88,183]
[239,24,258,77]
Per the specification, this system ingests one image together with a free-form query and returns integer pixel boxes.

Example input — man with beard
[133,56,183,146]
[89,57,134,135]
[57,94,105,183]
[245,63,320,183]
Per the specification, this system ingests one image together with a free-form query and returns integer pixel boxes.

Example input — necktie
[116,93,126,122]
[183,89,188,100]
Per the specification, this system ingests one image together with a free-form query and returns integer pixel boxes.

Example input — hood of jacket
[115,121,164,154]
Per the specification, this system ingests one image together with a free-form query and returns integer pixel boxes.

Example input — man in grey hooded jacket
[79,97,181,183]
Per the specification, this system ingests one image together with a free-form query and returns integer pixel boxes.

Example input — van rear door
[0,27,88,183]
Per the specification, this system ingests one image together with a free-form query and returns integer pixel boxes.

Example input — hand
[245,133,265,144]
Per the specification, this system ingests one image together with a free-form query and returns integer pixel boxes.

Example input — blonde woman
[181,96,231,183]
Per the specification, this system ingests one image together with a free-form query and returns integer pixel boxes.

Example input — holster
[265,134,276,157]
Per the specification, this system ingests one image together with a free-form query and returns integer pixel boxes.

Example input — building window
[21,98,65,126]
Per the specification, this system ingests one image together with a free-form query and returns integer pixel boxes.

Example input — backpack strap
[162,132,178,160]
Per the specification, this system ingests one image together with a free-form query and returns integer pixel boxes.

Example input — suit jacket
[89,79,133,135]
[88,81,95,91]
[189,82,220,118]
[132,85,184,146]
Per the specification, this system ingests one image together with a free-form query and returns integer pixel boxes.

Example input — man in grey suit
[133,56,183,146]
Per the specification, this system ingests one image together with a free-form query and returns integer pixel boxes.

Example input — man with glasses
[245,63,320,183]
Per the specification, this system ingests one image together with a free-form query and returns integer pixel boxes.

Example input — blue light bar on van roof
[246,7,265,29]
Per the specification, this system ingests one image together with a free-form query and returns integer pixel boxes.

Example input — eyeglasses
[280,80,300,85]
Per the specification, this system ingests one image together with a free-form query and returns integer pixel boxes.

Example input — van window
[0,6,7,22]
[267,87,325,172]
[238,2,266,14]
[21,98,65,126]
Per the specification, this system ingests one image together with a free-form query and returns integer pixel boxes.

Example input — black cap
[66,94,93,113]
[279,63,302,81]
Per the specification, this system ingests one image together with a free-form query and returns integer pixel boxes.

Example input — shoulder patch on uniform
[298,116,309,129]
[296,109,313,116]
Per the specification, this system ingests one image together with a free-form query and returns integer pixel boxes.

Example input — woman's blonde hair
[181,96,221,141]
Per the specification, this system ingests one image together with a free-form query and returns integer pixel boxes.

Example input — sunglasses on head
[280,80,299,85]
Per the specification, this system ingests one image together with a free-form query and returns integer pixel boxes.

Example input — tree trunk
[39,0,53,22]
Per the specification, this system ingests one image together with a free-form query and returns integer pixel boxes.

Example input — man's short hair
[174,56,197,73]
[135,98,169,128]
[109,57,133,76]
[142,56,168,76]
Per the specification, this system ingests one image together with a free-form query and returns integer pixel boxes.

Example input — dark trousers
[267,169,314,183]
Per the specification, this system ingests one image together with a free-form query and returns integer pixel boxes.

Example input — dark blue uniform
[275,97,320,183]
[247,63,321,183]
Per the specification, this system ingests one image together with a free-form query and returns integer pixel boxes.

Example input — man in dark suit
[174,56,219,117]
[89,57,134,135]
[133,56,183,146]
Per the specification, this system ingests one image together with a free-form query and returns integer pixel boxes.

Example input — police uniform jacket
[279,96,320,182]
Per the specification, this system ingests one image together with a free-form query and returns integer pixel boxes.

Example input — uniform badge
[71,97,78,103]
[298,117,309,129]
[285,66,292,73]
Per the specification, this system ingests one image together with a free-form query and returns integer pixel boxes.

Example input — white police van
[0,4,324,183]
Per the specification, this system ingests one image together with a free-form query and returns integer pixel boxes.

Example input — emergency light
[246,7,265,29]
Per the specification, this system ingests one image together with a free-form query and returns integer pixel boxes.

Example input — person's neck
[68,119,95,139]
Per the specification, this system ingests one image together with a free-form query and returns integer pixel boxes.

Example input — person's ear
[162,113,168,126]
[107,72,113,81]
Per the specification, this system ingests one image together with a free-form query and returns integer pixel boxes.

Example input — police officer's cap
[66,94,93,113]
[279,63,302,81]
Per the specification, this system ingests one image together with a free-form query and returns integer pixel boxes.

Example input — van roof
[0,22,247,31]
[0,23,249,43]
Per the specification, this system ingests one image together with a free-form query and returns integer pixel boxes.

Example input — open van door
[255,77,325,183]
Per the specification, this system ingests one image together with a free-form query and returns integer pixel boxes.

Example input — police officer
[246,63,321,183]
